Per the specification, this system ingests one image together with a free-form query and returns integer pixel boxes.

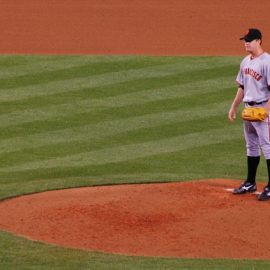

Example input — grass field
[0,55,270,269]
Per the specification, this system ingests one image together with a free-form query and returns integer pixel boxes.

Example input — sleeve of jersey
[236,68,243,87]
[264,59,270,87]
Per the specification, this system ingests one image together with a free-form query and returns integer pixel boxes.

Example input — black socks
[247,156,260,184]
[266,159,270,187]
[246,157,270,186]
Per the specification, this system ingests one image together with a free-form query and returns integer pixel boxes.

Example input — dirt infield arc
[0,179,270,260]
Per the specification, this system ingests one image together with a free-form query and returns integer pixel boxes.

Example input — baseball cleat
[258,186,270,201]
[232,181,257,194]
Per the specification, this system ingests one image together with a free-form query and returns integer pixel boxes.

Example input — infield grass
[0,55,269,269]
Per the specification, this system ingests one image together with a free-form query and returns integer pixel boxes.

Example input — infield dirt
[1,0,270,55]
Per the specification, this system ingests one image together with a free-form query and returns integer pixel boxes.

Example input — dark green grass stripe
[0,70,234,126]
[0,83,235,130]
[0,58,178,90]
[0,55,68,68]
[0,76,234,118]
[0,55,165,79]
[0,55,239,70]
[0,124,241,174]
[0,55,180,69]
[2,55,208,91]
[0,62,238,104]
[0,114,230,168]
[0,64,236,116]
[0,89,233,140]
[0,137,244,188]
[0,101,230,159]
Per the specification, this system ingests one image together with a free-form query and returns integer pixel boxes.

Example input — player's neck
[250,48,264,59]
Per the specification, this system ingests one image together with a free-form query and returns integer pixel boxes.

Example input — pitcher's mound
[0,179,269,259]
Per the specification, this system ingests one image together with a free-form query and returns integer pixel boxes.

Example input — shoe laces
[242,181,254,187]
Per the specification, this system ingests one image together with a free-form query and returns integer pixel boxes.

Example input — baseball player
[228,28,270,201]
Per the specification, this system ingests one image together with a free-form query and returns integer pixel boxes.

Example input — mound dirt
[0,179,269,259]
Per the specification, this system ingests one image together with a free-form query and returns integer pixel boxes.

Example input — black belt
[245,100,268,106]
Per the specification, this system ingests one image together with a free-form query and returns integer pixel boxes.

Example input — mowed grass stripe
[0,74,234,115]
[0,57,239,114]
[0,55,66,69]
[0,55,157,79]
[0,125,241,173]
[0,101,230,156]
[0,56,238,176]
[0,114,230,168]
[0,96,232,143]
[0,60,237,102]
[0,55,239,80]
[0,137,244,189]
[0,58,181,90]
[0,76,235,127]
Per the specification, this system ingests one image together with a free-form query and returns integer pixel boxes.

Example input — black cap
[240,28,262,42]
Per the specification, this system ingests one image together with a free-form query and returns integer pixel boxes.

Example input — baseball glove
[241,107,268,121]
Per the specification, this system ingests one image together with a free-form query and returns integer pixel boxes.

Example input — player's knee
[247,145,260,156]
[261,144,270,159]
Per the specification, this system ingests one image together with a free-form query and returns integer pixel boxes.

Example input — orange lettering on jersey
[244,68,262,81]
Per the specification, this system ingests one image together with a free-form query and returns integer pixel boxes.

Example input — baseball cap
[240,28,262,42]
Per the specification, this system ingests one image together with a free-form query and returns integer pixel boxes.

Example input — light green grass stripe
[0,101,231,154]
[0,56,142,79]
[0,77,235,127]
[0,124,241,172]
[0,61,235,102]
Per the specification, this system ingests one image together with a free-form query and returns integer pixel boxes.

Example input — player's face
[244,39,261,53]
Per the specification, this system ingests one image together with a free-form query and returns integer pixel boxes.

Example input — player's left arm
[264,59,270,112]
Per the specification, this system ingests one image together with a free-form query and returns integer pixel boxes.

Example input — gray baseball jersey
[236,52,270,159]
[236,52,270,102]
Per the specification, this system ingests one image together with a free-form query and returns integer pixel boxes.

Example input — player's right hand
[228,108,236,122]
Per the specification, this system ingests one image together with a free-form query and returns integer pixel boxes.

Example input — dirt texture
[1,0,270,55]
[0,179,270,259]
